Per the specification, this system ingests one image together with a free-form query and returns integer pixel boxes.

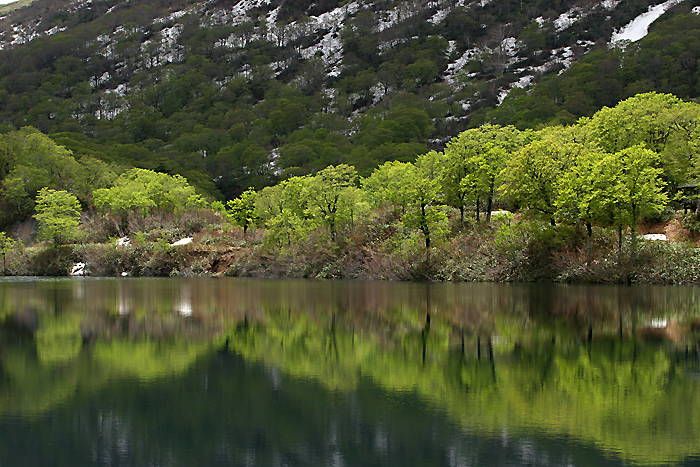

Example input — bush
[6,245,69,276]
[493,219,578,281]
[72,243,133,276]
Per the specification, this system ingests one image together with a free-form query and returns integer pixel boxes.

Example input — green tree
[584,92,700,189]
[601,145,668,259]
[0,232,15,275]
[305,164,358,242]
[256,176,315,248]
[363,156,447,251]
[34,188,81,261]
[227,188,258,237]
[555,150,611,265]
[443,124,530,227]
[93,168,204,216]
[501,127,585,226]
[404,153,447,251]
[362,160,417,214]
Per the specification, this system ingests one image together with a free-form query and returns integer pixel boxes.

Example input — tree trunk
[459,205,464,230]
[586,220,593,267]
[476,197,481,223]
[486,180,494,222]
[421,204,430,250]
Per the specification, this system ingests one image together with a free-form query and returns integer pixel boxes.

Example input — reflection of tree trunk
[587,296,593,343]
[422,284,431,364]
[618,288,623,339]
[487,336,495,381]
[422,312,431,365]
[477,334,481,360]
[631,292,636,335]
[330,314,339,360]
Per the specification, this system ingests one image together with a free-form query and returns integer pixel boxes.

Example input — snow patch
[115,237,131,247]
[601,0,620,10]
[70,263,86,276]
[155,9,189,24]
[642,233,668,241]
[375,2,422,33]
[266,5,281,24]
[300,30,344,64]
[555,46,576,73]
[428,7,451,25]
[500,37,519,56]
[378,37,409,53]
[554,7,585,32]
[171,237,193,246]
[611,0,685,44]
[444,47,483,85]
[447,40,457,55]
[205,0,271,27]
[45,26,67,36]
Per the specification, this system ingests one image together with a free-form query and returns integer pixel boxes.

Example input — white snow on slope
[611,0,685,44]
[555,7,585,31]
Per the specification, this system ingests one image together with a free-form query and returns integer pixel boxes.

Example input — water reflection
[0,278,700,466]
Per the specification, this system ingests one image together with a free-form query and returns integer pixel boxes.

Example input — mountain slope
[0,0,692,198]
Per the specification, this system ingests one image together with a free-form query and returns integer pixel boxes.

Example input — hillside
[0,0,697,200]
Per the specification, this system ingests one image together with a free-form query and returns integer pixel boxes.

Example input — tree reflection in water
[0,278,699,466]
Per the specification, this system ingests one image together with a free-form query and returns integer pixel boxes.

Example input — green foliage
[34,188,81,248]
[584,92,700,188]
[226,188,258,236]
[501,126,583,224]
[0,232,15,275]
[0,128,117,220]
[304,164,358,242]
[93,168,205,217]
[442,124,531,225]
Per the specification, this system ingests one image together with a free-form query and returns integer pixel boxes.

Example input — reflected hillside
[0,278,700,465]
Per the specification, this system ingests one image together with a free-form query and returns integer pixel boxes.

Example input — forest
[0,0,697,201]
[1,91,699,282]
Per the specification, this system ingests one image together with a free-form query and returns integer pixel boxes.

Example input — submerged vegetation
[0,92,698,283]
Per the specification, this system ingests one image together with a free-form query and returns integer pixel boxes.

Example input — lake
[1,277,700,466]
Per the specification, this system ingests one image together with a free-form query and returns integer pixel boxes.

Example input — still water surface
[1,278,700,466]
